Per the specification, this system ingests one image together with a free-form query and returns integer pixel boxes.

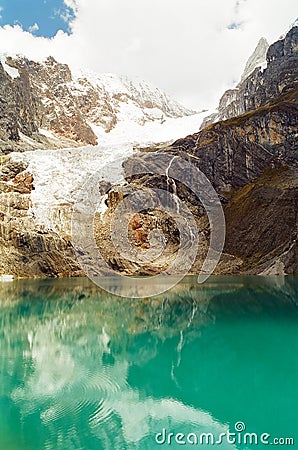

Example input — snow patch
[11,143,134,233]
[0,55,19,79]
[39,128,58,139]
[91,109,208,146]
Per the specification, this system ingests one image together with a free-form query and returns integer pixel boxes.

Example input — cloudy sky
[0,0,296,109]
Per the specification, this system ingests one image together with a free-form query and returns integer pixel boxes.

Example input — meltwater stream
[0,276,297,450]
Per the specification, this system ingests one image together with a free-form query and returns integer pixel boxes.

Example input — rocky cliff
[223,166,297,274]
[0,155,83,277]
[172,88,297,192]
[201,26,297,128]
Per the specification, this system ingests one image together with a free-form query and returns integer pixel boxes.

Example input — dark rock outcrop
[171,88,297,192]
[223,166,297,274]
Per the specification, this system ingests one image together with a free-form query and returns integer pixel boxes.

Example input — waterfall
[165,155,180,213]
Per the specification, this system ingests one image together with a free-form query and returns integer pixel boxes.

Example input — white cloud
[63,0,78,12]
[28,23,39,33]
[0,0,296,109]
[125,37,142,55]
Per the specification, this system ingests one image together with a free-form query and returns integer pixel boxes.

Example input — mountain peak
[240,37,269,83]
[201,25,297,129]
[0,54,197,151]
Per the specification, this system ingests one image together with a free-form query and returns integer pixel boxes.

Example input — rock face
[0,155,83,277]
[201,26,297,128]
[171,88,297,192]
[94,200,184,276]
[223,166,297,274]
[0,55,194,153]
[0,60,38,151]
[93,27,298,277]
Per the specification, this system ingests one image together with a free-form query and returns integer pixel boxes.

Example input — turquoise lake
[0,276,297,450]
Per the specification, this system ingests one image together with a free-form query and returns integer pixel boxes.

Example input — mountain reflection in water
[0,275,297,450]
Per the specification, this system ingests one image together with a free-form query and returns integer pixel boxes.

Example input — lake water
[0,276,297,450]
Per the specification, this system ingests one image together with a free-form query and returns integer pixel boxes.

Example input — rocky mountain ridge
[201,26,297,128]
[0,55,194,153]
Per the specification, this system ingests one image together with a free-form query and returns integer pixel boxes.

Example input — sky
[0,0,75,36]
[0,0,296,110]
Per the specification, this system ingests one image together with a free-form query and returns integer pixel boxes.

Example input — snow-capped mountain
[200,38,269,128]
[201,24,297,129]
[0,55,199,152]
[1,24,297,279]
[239,37,269,83]
[72,70,195,126]
[0,54,208,238]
